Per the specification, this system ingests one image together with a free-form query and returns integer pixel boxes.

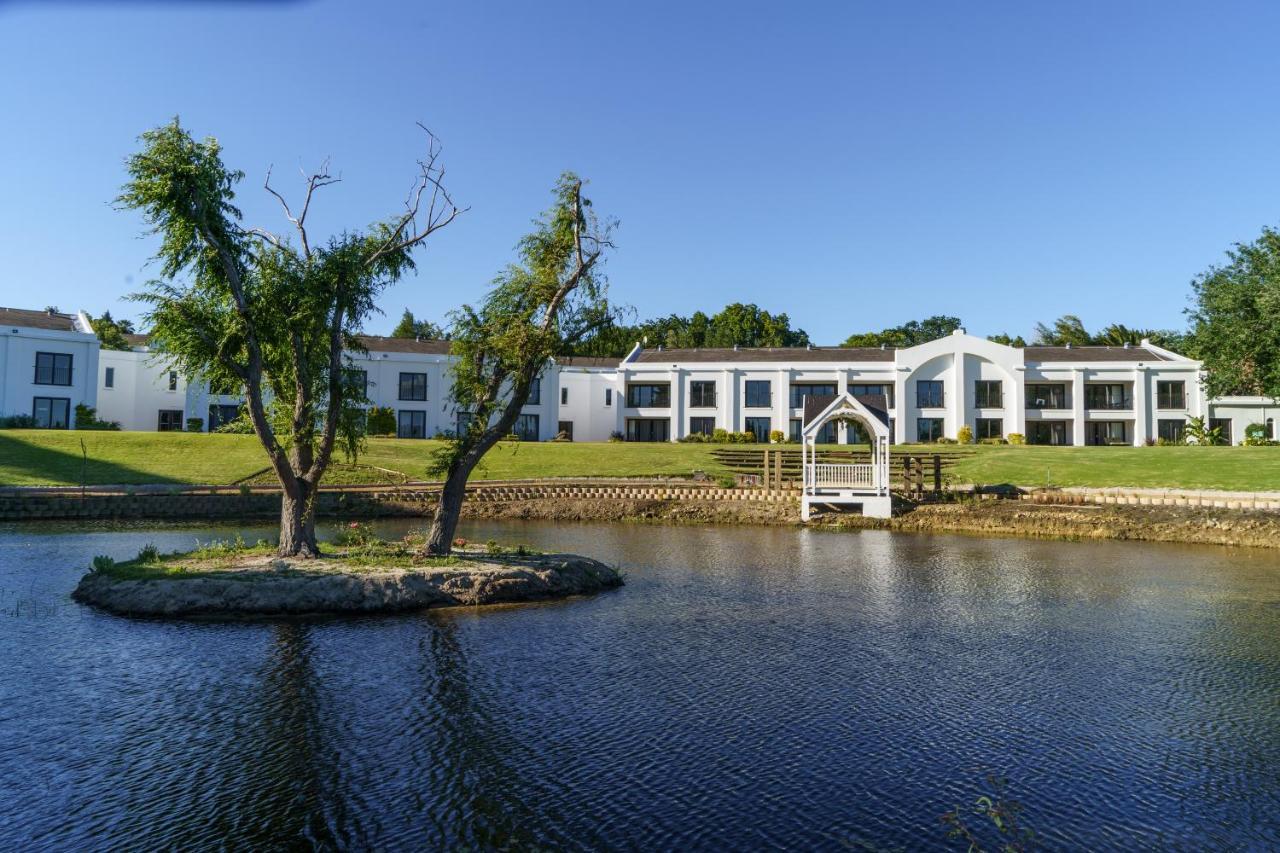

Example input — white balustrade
[809,463,876,490]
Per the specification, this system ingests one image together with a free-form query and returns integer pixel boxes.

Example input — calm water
[1,518,1279,851]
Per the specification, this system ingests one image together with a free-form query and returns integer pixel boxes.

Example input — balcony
[1086,399,1133,411]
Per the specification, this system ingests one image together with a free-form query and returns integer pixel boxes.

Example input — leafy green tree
[1032,314,1093,346]
[425,174,613,554]
[842,315,962,348]
[987,332,1026,347]
[89,311,137,351]
[390,308,446,339]
[118,118,461,556]
[1188,226,1280,399]
[705,302,809,348]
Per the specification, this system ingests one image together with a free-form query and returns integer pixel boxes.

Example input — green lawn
[1,430,1278,491]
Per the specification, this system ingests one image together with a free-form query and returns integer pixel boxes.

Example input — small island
[73,527,623,618]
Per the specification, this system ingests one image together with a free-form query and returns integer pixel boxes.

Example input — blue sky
[2,1,1279,342]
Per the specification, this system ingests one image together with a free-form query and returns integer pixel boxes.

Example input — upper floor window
[916,380,944,408]
[689,380,717,408]
[104,367,115,389]
[1027,383,1067,410]
[34,352,72,386]
[399,372,428,401]
[850,383,894,407]
[627,383,670,408]
[744,380,771,408]
[605,388,613,407]
[1085,384,1129,410]
[560,387,569,405]
[974,380,1002,409]
[789,383,837,408]
[345,369,368,399]
[1156,380,1185,410]
[168,371,178,391]
[527,375,542,406]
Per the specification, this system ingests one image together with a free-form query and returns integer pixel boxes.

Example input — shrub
[1243,423,1277,446]
[333,521,379,547]
[486,539,501,555]
[214,414,255,434]
[956,424,973,444]
[678,432,707,443]
[729,430,756,443]
[717,474,737,488]
[551,431,572,442]
[0,414,37,429]
[977,437,1008,445]
[136,543,160,563]
[501,432,521,442]
[185,417,204,433]
[91,555,115,573]
[769,429,786,444]
[453,537,468,549]
[711,427,731,443]
[366,406,397,437]
[936,436,958,444]
[608,430,625,442]
[74,403,120,431]
[237,483,251,497]
[1007,433,1025,445]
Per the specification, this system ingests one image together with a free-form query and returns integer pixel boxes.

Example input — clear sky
[2,0,1279,343]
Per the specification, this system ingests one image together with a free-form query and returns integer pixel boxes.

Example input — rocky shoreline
[73,552,623,618]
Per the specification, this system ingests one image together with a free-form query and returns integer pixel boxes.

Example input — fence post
[933,454,942,493]
[775,449,784,492]
[762,449,771,492]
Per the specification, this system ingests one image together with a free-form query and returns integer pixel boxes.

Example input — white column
[1132,367,1148,445]
[773,368,789,441]
[670,369,684,441]
[949,354,964,439]
[722,368,737,433]
[1010,369,1026,438]
[1072,368,1087,446]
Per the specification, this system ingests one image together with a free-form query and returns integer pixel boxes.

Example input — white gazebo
[800,393,892,521]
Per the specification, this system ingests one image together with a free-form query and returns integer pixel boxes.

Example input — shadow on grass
[0,432,183,487]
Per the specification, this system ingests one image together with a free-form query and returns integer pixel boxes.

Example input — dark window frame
[976,417,1003,440]
[849,383,895,407]
[604,388,613,407]
[32,396,71,429]
[916,417,944,442]
[626,418,670,442]
[398,372,428,402]
[626,383,671,408]
[744,416,771,442]
[398,410,427,438]
[1157,418,1186,443]
[168,371,179,392]
[1085,383,1130,410]
[689,380,717,408]
[104,366,115,389]
[744,380,772,408]
[157,409,185,432]
[34,351,73,386]
[974,380,1003,409]
[1209,417,1232,445]
[689,416,715,436]
[515,413,540,441]
[1027,383,1068,410]
[916,380,944,408]
[1156,380,1186,410]
[560,387,568,405]
[789,383,838,409]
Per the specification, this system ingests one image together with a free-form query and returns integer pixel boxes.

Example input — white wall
[97,349,190,431]
[0,323,98,427]
[557,368,620,441]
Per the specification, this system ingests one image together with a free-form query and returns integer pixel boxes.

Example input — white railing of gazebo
[808,463,876,489]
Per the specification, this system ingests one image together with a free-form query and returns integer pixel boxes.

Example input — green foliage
[769,429,786,444]
[987,332,1026,347]
[90,311,137,351]
[940,774,1036,853]
[390,308,446,340]
[1188,226,1280,398]
[74,404,121,431]
[1183,416,1224,446]
[1030,314,1187,351]
[185,417,203,433]
[956,424,973,444]
[0,414,38,429]
[1243,422,1277,446]
[841,315,962,348]
[332,521,380,547]
[608,430,624,442]
[91,555,116,573]
[192,534,248,560]
[570,302,808,357]
[367,406,396,436]
[136,543,161,563]
[1007,433,1025,445]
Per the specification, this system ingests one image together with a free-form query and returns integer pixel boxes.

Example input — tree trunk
[278,482,319,557]
[425,466,470,555]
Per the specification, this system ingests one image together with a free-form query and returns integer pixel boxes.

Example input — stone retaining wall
[1024,489,1280,511]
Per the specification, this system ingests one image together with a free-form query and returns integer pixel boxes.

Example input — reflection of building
[3,304,1277,445]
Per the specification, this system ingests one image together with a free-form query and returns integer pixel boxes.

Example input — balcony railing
[1086,399,1133,411]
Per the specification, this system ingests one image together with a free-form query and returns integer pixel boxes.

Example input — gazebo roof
[802,393,891,432]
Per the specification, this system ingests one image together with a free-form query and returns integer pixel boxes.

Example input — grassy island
[73,527,623,617]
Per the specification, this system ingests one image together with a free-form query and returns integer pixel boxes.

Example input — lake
[1,518,1278,850]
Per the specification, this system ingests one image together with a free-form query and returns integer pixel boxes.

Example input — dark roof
[0,307,78,332]
[803,393,891,429]
[632,346,895,364]
[1024,345,1170,362]
[355,335,453,355]
[556,355,620,368]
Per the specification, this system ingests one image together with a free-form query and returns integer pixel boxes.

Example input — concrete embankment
[73,552,623,618]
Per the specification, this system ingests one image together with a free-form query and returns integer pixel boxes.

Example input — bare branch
[366,124,467,266]
[262,161,342,260]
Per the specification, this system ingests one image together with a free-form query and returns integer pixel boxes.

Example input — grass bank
[2,429,1279,492]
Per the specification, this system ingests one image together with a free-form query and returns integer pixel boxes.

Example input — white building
[0,307,100,428]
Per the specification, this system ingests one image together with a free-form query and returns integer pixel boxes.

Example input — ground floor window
[157,409,184,432]
[208,404,241,430]
[515,413,540,441]
[1209,418,1232,445]
[32,397,70,429]
[796,418,836,443]
[744,416,771,443]
[398,410,427,439]
[1027,421,1069,445]
[976,418,1003,440]
[1086,421,1128,446]
[456,412,473,436]
[557,420,573,441]
[627,418,669,442]
[1157,418,1185,444]
[845,420,870,444]
[690,416,715,436]
[916,418,944,443]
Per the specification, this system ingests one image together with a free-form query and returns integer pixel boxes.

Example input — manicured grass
[3,429,1279,491]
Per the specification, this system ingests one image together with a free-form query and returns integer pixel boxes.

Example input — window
[1087,421,1128,446]
[789,418,802,442]
[626,383,670,407]
[345,369,368,399]
[1157,418,1185,443]
[1156,381,1186,410]
[916,418,944,442]
[399,372,428,401]
[846,420,871,444]
[157,410,184,432]
[1209,418,1232,445]
[527,378,541,406]
[974,380,1002,409]
[605,388,613,407]
[745,416,771,443]
[1027,421,1069,445]
[744,380,771,408]
[515,413,540,441]
[689,380,717,408]
[1268,418,1276,440]
[32,397,70,429]
[789,383,837,408]
[690,416,715,436]
[916,380,944,408]
[168,371,178,392]
[558,420,574,440]
[104,367,115,389]
[976,418,1003,440]
[626,418,669,442]
[850,383,894,407]
[456,412,474,436]
[208,404,241,430]
[560,387,569,405]
[398,410,427,438]
[1085,384,1129,410]
[1027,384,1067,410]
[34,352,72,386]
[815,421,837,444]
